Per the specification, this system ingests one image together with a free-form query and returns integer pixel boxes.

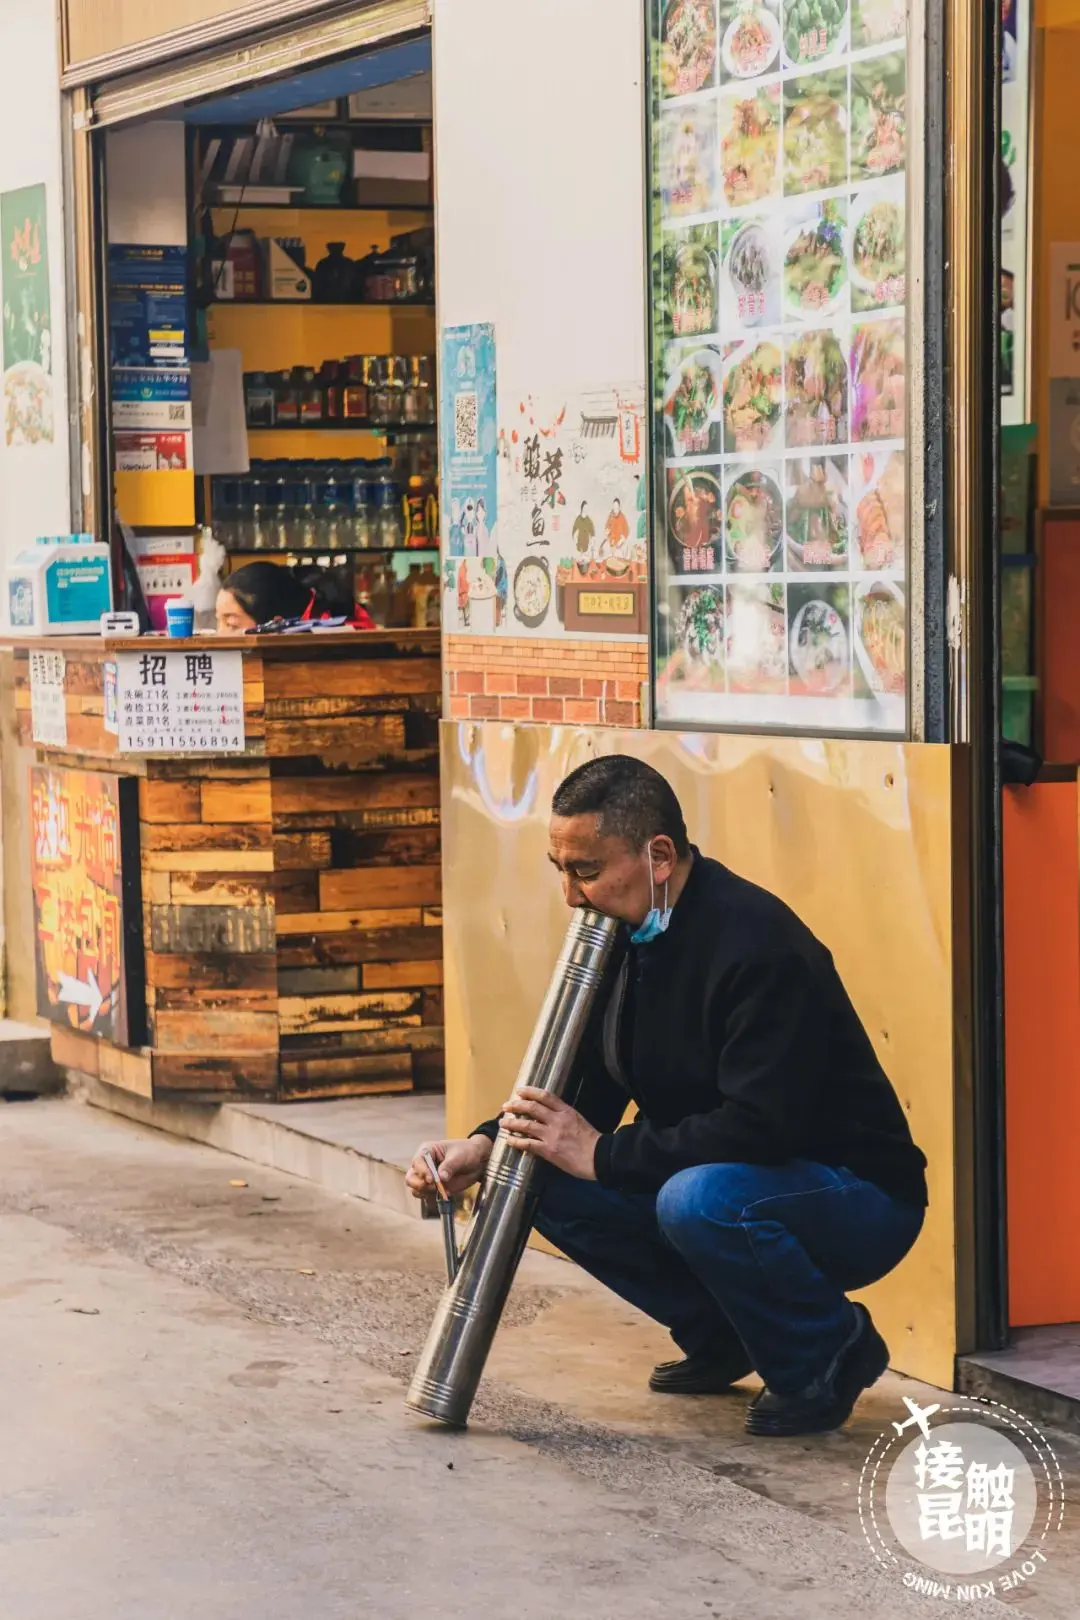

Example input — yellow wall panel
[441,722,966,1390]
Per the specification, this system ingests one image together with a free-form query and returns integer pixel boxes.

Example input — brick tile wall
[445,636,649,727]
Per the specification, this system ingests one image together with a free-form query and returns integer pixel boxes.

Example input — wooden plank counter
[13,630,443,1104]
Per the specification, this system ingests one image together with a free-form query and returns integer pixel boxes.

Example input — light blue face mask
[630,854,671,945]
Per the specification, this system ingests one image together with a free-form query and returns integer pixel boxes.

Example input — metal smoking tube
[406,906,619,1428]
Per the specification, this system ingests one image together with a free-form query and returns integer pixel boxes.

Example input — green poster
[1,182,54,445]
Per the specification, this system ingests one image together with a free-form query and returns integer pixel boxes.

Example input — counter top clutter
[13,630,444,1106]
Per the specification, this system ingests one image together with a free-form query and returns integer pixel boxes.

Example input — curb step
[77,1075,445,1223]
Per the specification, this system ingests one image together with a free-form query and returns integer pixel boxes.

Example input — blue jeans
[534,1161,925,1395]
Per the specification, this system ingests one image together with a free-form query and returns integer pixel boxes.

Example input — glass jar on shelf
[296,366,324,426]
[342,356,369,421]
[245,372,276,428]
[273,370,300,426]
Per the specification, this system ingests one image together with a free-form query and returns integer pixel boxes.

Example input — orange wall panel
[1003,780,1080,1326]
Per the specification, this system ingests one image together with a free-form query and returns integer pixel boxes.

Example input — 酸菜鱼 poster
[30,766,144,1046]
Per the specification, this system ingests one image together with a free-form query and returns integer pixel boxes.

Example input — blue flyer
[440,323,498,562]
[109,245,188,368]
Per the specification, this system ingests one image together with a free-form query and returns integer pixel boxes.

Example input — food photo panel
[784,326,849,449]
[661,101,721,218]
[666,464,725,574]
[724,463,785,573]
[782,0,850,70]
[719,83,782,210]
[783,68,849,197]
[661,223,721,343]
[660,0,720,98]
[658,584,729,694]
[850,0,905,49]
[726,582,789,693]
[852,447,905,572]
[853,578,906,699]
[782,196,849,322]
[721,216,782,330]
[849,177,905,313]
[722,338,784,453]
[663,341,726,458]
[718,0,782,83]
[785,455,850,571]
[850,51,906,183]
[787,582,853,698]
[851,317,905,442]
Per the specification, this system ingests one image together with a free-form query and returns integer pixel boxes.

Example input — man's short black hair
[552,756,690,857]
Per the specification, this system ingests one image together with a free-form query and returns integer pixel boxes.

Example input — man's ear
[649,836,679,885]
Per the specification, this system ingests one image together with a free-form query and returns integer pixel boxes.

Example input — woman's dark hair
[552,756,690,857]
[223,562,353,625]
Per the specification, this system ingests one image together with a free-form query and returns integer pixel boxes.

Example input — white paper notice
[191,349,250,475]
[116,648,245,754]
[29,650,67,747]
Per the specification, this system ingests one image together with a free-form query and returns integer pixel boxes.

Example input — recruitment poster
[30,766,142,1046]
[0,182,54,446]
[440,322,499,592]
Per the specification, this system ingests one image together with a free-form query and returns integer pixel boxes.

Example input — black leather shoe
[649,1343,754,1394]
[745,1304,889,1437]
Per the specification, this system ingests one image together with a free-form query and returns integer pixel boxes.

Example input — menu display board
[649,0,908,734]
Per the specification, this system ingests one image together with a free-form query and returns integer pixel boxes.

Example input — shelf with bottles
[244,353,436,434]
[211,450,439,557]
[206,222,433,306]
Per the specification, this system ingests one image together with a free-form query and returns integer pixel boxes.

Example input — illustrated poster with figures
[443,385,648,639]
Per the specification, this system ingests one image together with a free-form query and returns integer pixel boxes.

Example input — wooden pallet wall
[15,635,443,1103]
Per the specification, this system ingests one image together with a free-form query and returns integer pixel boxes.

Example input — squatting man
[407,756,927,1437]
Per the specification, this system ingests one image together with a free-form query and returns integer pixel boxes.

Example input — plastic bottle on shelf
[374,462,404,549]
[316,468,350,551]
[294,464,319,550]
[350,462,375,549]
[213,478,238,548]
[233,476,253,549]
[250,472,271,551]
[268,464,292,551]
[403,474,431,547]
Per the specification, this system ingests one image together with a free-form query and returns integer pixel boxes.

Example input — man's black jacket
[473,852,928,1207]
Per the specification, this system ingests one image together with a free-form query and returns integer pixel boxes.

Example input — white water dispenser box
[6,535,114,635]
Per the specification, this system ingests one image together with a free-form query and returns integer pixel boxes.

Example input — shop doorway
[70,17,446,1105]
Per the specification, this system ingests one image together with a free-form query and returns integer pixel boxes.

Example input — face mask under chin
[629,850,671,945]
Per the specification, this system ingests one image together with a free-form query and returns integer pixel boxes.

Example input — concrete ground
[0,1099,1073,1619]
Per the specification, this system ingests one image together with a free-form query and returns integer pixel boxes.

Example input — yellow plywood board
[440,723,964,1391]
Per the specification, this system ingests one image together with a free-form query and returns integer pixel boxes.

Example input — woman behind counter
[216,562,375,633]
